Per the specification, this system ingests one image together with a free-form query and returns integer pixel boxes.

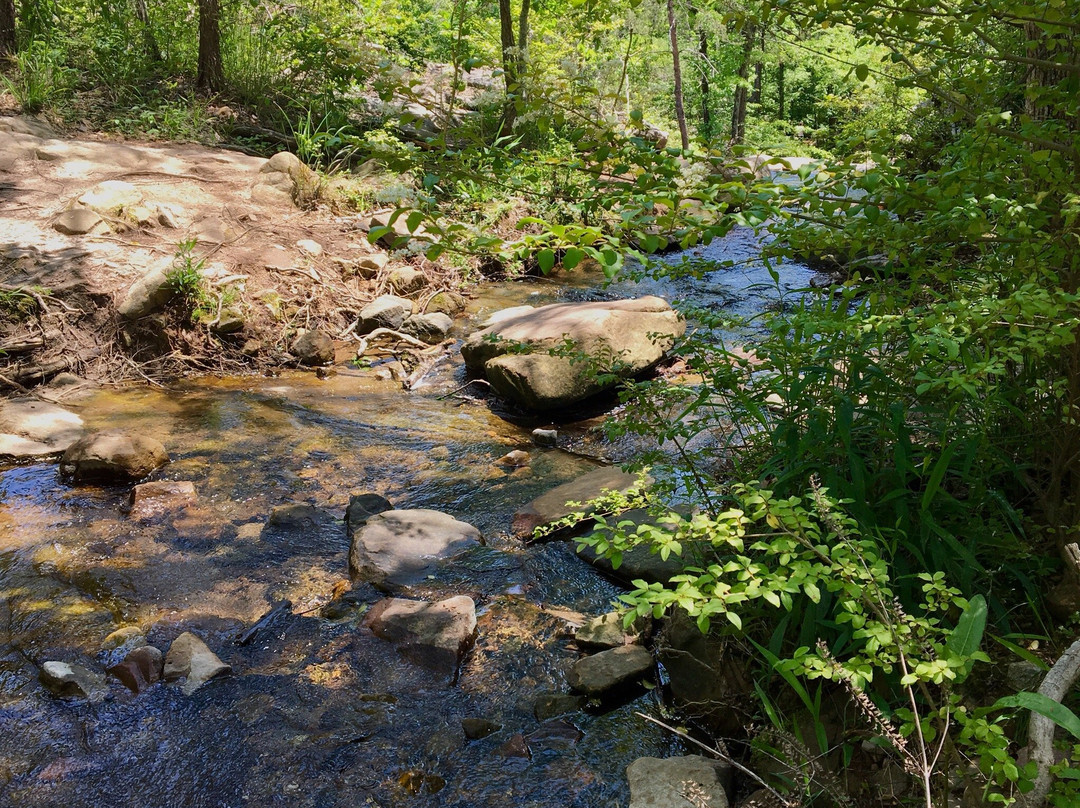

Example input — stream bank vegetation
[4,0,1080,805]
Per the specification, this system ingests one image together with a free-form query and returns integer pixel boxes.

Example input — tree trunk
[612,30,633,116]
[515,0,530,110]
[750,28,764,106]
[730,22,756,144]
[667,0,689,150]
[498,0,517,132]
[197,0,225,93]
[777,61,785,119]
[133,0,162,63]
[0,0,16,56]
[698,28,711,139]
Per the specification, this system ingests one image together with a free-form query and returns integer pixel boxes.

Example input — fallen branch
[1019,634,1080,808]
[355,327,431,357]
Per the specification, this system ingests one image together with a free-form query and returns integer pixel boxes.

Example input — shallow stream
[0,227,815,808]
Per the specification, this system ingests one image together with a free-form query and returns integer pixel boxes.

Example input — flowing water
[0,227,815,808]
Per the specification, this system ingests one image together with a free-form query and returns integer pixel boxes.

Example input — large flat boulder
[348,509,482,591]
[365,595,477,676]
[511,466,643,539]
[461,297,684,410]
[0,398,84,460]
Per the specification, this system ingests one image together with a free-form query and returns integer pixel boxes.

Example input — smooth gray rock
[626,756,731,808]
[117,263,176,319]
[366,595,477,675]
[426,290,466,314]
[461,297,684,410]
[349,509,482,591]
[39,661,105,700]
[293,329,334,365]
[163,632,231,695]
[252,151,317,206]
[0,398,84,460]
[511,466,643,538]
[568,645,652,696]
[531,428,558,447]
[60,430,169,482]
[356,252,389,277]
[54,207,106,235]
[400,312,452,344]
[388,266,427,295]
[358,295,413,334]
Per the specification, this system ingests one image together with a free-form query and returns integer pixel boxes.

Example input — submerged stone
[365,595,477,676]
[60,430,169,483]
[39,661,105,700]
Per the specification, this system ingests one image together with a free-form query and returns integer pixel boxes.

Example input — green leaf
[855,63,870,82]
[993,692,1080,740]
[563,247,584,270]
[406,210,424,233]
[537,249,556,274]
[947,594,987,658]
[425,243,446,261]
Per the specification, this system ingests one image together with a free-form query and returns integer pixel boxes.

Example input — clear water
[0,226,813,807]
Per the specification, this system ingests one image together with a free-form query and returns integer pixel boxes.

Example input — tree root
[1020,633,1080,808]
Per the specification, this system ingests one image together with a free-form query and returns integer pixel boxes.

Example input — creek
[0,226,815,808]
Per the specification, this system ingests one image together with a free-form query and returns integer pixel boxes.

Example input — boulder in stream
[567,645,652,696]
[163,631,231,695]
[60,430,169,483]
[511,466,643,539]
[365,595,477,676]
[626,756,731,808]
[400,312,452,344]
[349,509,481,591]
[576,612,636,649]
[461,297,684,411]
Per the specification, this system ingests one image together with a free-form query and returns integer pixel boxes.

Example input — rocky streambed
[0,183,820,807]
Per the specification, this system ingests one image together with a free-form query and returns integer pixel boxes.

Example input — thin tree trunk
[777,61,785,119]
[515,0,530,110]
[498,0,517,132]
[197,0,225,93]
[133,0,162,63]
[667,0,689,150]
[730,22,756,145]
[750,28,764,106]
[0,0,16,56]
[698,28,711,138]
[612,30,633,116]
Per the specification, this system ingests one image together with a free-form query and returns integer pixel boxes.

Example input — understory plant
[568,479,1080,806]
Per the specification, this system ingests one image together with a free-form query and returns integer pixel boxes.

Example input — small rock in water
[626,756,731,808]
[365,595,477,676]
[60,430,169,483]
[129,480,197,520]
[39,661,105,700]
[235,522,263,540]
[461,717,502,740]
[292,329,334,366]
[525,719,583,750]
[107,645,164,694]
[496,450,530,467]
[531,428,557,447]
[568,645,652,696]
[512,466,643,539]
[344,493,394,533]
[494,733,531,759]
[268,502,324,528]
[163,632,231,695]
[102,626,147,652]
[533,693,584,721]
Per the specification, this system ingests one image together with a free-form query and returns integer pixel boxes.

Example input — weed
[1,40,74,113]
